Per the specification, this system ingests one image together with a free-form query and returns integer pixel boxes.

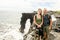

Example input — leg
[43,27,47,40]
[44,26,50,40]
[38,36,41,40]
[46,26,50,40]
[43,32,47,40]
[37,35,40,40]
[45,33,48,40]
[39,29,43,40]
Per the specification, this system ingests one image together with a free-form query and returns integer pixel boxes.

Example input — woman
[33,8,43,40]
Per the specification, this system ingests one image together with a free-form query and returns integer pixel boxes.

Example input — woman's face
[37,9,42,15]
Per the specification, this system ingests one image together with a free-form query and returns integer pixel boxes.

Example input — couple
[33,8,52,40]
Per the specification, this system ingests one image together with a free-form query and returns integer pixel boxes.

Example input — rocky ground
[0,22,60,40]
[49,30,60,40]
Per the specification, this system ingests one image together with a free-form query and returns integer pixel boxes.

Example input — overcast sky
[0,0,60,12]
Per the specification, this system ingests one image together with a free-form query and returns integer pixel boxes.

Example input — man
[43,8,52,40]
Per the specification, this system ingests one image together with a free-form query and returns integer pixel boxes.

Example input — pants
[43,26,50,35]
[31,23,43,37]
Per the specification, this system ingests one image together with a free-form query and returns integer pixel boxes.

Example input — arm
[49,19,52,29]
[48,15,52,30]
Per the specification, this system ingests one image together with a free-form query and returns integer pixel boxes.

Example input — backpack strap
[47,14,51,20]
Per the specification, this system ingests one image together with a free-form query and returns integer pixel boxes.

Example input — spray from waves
[0,18,31,40]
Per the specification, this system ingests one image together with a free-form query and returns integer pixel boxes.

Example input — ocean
[0,11,59,40]
[0,11,25,40]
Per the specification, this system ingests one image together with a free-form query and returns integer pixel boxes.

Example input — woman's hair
[38,8,42,16]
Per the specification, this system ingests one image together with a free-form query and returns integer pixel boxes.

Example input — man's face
[43,8,47,14]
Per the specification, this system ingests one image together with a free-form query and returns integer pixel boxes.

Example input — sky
[0,0,60,12]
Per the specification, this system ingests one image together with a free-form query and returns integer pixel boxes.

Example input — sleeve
[47,14,51,19]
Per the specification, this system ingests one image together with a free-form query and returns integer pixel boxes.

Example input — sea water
[0,11,26,40]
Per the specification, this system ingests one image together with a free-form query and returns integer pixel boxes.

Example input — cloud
[0,0,60,12]
[25,0,60,11]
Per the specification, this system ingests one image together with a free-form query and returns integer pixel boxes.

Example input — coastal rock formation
[19,13,36,33]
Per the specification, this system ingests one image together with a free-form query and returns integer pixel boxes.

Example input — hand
[37,25,41,28]
[49,27,52,30]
